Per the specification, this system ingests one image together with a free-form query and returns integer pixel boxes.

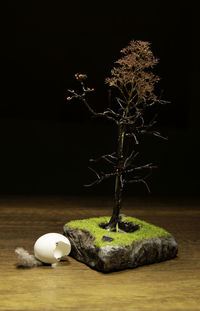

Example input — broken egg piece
[34,233,71,264]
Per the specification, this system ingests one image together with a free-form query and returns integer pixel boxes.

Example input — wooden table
[0,196,200,311]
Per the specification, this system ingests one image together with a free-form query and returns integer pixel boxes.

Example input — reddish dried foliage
[105,40,160,102]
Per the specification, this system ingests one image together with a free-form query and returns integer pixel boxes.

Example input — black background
[0,2,198,196]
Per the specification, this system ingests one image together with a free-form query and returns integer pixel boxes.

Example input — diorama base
[63,216,178,273]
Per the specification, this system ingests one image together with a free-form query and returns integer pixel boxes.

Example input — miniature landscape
[64,40,178,272]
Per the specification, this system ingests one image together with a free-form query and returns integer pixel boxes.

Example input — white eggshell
[34,233,71,264]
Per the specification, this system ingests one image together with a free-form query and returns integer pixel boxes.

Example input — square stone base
[63,221,178,273]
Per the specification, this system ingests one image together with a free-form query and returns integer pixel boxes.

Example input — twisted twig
[85,167,116,187]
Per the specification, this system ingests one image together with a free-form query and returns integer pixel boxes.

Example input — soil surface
[99,220,140,233]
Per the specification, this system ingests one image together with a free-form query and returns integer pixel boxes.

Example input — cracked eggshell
[34,233,71,264]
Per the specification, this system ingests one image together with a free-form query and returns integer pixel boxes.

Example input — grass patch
[65,216,171,248]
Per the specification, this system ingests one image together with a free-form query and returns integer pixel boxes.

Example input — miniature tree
[67,40,168,232]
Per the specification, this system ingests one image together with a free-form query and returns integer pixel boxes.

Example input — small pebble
[102,235,114,242]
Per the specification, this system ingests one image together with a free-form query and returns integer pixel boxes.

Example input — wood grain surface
[0,195,200,311]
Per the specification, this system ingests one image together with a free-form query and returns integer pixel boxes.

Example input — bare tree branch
[124,168,153,193]
[116,97,125,110]
[124,178,150,193]
[148,99,170,107]
[89,152,117,166]
[152,131,168,140]
[126,132,139,144]
[124,163,157,174]
[123,150,139,169]
[84,167,116,187]
[141,129,168,140]
[67,80,119,124]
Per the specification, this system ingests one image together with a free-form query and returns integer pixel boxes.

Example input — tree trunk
[107,173,122,230]
[107,98,132,231]
[107,125,124,231]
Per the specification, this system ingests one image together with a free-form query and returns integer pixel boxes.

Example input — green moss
[65,216,171,248]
